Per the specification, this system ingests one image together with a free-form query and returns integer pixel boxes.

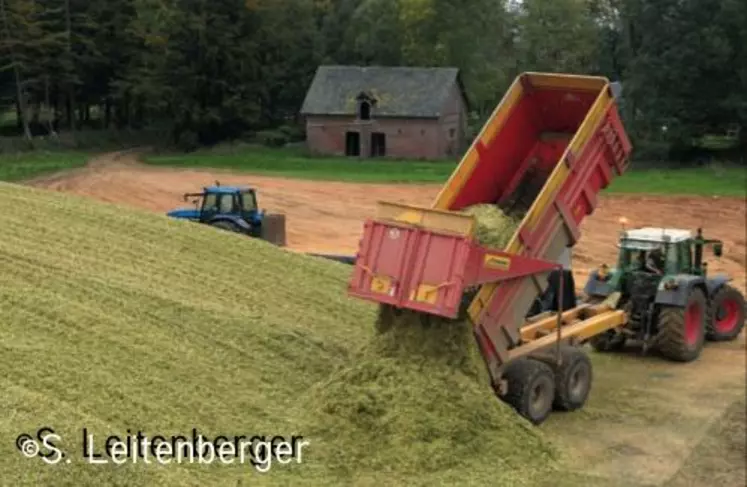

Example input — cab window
[619,249,646,270]
[678,243,693,273]
[203,193,219,212]
[664,246,678,273]
[242,191,257,212]
[219,194,237,213]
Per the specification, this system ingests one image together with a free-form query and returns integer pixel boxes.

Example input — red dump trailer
[346,72,633,424]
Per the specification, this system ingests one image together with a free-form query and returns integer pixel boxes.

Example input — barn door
[345,131,360,156]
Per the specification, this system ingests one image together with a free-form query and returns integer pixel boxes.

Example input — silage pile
[462,203,523,249]
[301,308,556,484]
[298,204,556,484]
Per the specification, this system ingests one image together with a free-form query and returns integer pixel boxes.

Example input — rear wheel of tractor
[553,346,593,411]
[706,285,745,342]
[211,221,241,233]
[656,288,707,362]
[501,358,556,425]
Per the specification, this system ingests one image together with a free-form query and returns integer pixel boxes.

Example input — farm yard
[24,149,747,296]
[0,153,747,487]
[0,146,742,486]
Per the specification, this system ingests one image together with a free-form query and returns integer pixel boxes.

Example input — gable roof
[300,65,468,118]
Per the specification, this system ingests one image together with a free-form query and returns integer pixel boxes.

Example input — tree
[515,0,598,74]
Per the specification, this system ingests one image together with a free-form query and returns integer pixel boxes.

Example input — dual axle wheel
[499,346,592,425]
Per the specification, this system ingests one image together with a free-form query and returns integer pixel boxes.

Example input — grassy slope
[0,181,378,485]
[145,147,746,197]
[0,151,90,181]
[0,182,562,486]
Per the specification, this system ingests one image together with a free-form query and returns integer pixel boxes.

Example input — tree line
[0,0,744,159]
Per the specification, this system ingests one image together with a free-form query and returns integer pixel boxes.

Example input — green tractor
[583,227,745,362]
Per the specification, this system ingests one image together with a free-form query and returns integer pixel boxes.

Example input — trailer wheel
[706,285,745,342]
[553,346,592,411]
[656,288,706,362]
[501,358,556,425]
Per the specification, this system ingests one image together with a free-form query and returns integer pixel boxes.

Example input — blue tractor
[167,182,286,246]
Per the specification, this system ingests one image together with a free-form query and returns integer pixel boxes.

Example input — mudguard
[655,275,707,307]
[209,215,253,233]
[583,270,614,298]
[706,273,732,296]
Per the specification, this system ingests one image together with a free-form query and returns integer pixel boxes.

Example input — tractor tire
[553,346,593,411]
[656,287,707,362]
[706,285,745,342]
[211,220,242,233]
[500,358,556,425]
[589,331,627,353]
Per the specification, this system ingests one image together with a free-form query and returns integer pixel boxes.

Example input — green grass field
[145,146,746,197]
[605,164,746,197]
[146,146,455,183]
[0,151,90,181]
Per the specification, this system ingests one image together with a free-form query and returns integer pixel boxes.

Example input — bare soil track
[22,151,747,486]
[26,151,746,296]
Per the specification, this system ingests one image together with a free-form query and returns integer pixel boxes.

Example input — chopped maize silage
[294,203,554,484]
[300,308,557,484]
[462,203,523,249]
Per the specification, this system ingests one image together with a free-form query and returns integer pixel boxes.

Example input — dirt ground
[22,151,747,486]
[26,151,746,295]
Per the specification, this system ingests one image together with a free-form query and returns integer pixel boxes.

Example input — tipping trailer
[346,72,633,425]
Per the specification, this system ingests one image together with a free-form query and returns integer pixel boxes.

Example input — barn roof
[300,65,468,118]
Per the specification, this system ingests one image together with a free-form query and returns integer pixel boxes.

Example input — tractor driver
[645,247,665,275]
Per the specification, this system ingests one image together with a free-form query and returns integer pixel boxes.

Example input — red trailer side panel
[347,222,473,318]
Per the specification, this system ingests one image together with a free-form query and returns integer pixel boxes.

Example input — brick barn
[299,65,469,160]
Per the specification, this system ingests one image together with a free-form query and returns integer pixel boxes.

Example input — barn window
[356,91,376,121]
[449,128,456,138]
[359,101,371,120]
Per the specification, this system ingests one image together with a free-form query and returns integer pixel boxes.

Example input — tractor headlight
[663,279,679,290]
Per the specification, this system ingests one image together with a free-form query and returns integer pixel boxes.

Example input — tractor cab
[166,182,286,246]
[615,227,723,277]
[168,184,263,234]
[592,227,724,299]
[198,186,260,225]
